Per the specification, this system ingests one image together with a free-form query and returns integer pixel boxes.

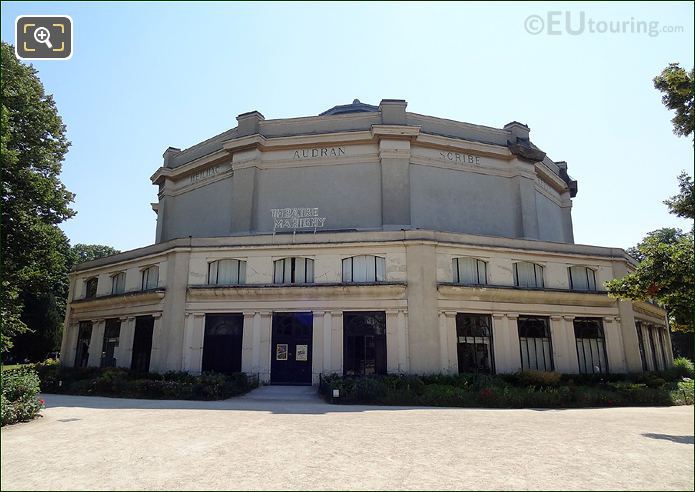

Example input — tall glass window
[111,272,126,295]
[569,266,597,291]
[141,266,159,290]
[513,262,544,289]
[573,318,609,374]
[100,318,121,368]
[453,258,487,285]
[635,321,648,371]
[208,259,246,285]
[343,312,387,376]
[74,321,92,368]
[456,314,494,374]
[273,258,314,284]
[518,316,553,371]
[342,255,385,283]
[85,277,98,299]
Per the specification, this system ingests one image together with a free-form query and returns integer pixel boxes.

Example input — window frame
[273,257,314,284]
[110,271,126,295]
[568,266,598,292]
[455,313,495,374]
[341,255,386,283]
[573,317,609,374]
[513,262,545,289]
[207,259,247,285]
[452,257,488,286]
[517,316,554,371]
[141,265,159,291]
[84,277,99,299]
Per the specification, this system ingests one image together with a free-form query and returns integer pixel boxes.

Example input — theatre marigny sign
[272,207,327,231]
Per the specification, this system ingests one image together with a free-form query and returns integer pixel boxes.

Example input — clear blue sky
[2,1,693,252]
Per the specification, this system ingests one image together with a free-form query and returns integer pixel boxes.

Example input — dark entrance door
[202,314,244,374]
[74,321,92,368]
[131,316,154,373]
[343,312,387,376]
[271,312,313,385]
[100,318,121,368]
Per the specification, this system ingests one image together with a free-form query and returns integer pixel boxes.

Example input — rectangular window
[343,312,387,376]
[453,258,487,285]
[85,277,98,299]
[342,256,385,283]
[74,321,92,368]
[647,326,662,371]
[569,266,597,291]
[513,262,544,289]
[111,272,126,295]
[141,266,159,290]
[456,314,494,374]
[573,318,609,374]
[100,318,121,368]
[517,316,553,371]
[635,322,648,371]
[274,258,314,284]
[208,259,246,285]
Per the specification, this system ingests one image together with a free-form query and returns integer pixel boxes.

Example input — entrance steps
[240,384,320,401]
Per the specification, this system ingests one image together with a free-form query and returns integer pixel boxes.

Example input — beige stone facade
[60,100,671,383]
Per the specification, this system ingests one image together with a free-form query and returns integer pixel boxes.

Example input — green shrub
[1,368,44,426]
[516,370,562,387]
[672,357,695,379]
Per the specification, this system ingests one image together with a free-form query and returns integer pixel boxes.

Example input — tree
[606,228,694,332]
[653,63,694,139]
[1,42,75,352]
[663,172,694,221]
[9,242,119,362]
[70,244,120,265]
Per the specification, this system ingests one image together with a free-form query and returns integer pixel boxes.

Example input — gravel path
[1,390,693,490]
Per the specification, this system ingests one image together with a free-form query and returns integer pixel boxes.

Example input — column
[116,316,136,369]
[562,316,580,374]
[62,321,79,367]
[386,310,400,373]
[502,314,522,373]
[149,313,164,372]
[182,312,195,371]
[322,311,333,374]
[397,310,409,373]
[330,311,343,374]
[187,313,205,374]
[491,314,510,373]
[603,317,626,373]
[664,326,675,366]
[312,311,324,384]
[438,312,449,373]
[258,312,272,383]
[241,312,255,374]
[87,319,105,367]
[550,315,576,373]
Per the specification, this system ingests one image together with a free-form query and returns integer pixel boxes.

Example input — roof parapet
[162,147,182,167]
[236,110,265,137]
[379,99,408,125]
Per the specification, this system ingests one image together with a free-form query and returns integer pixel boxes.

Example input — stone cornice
[187,282,407,301]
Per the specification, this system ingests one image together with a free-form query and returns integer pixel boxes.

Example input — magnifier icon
[33,27,53,49]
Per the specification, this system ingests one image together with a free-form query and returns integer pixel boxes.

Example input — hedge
[1,367,44,426]
[34,362,257,401]
[319,362,694,408]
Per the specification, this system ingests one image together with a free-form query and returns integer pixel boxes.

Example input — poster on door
[276,344,288,361]
[296,344,308,361]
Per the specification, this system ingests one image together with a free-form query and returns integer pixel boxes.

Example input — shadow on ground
[642,433,694,445]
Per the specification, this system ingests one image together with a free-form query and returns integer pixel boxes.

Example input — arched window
[208,259,246,285]
[85,277,98,299]
[452,257,487,285]
[273,258,314,284]
[568,266,597,291]
[111,272,126,295]
[513,262,544,288]
[342,255,385,283]
[141,265,159,290]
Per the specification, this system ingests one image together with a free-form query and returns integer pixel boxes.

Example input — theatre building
[59,99,673,384]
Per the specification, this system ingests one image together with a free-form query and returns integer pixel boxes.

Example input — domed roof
[319,99,379,116]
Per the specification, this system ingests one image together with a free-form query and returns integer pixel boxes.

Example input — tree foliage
[70,244,120,265]
[653,63,694,139]
[1,42,75,352]
[663,171,694,221]
[606,228,694,331]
